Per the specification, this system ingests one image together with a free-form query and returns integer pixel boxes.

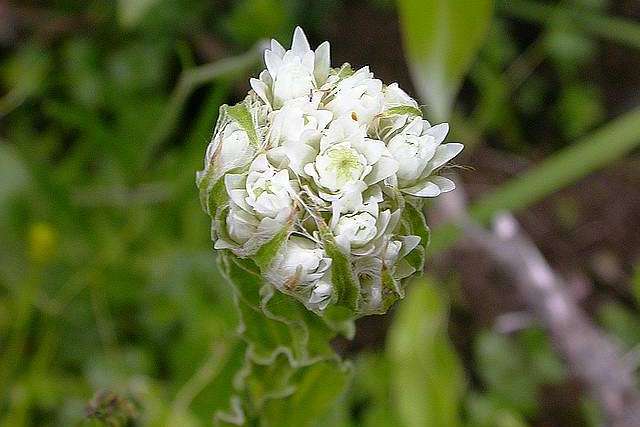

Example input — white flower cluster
[197,28,463,315]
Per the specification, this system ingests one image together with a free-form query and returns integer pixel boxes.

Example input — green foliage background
[1,0,640,426]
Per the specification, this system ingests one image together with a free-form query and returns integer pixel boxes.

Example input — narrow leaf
[397,0,494,120]
[400,201,430,272]
[317,219,359,312]
[387,278,465,427]
[430,107,640,252]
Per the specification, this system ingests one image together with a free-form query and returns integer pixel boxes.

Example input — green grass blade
[431,107,640,251]
[470,107,640,224]
[501,0,640,50]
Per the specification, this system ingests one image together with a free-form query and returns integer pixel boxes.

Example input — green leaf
[387,278,465,427]
[396,0,494,120]
[223,0,292,48]
[254,221,292,270]
[317,219,359,313]
[219,254,336,365]
[385,105,423,117]
[260,359,352,427]
[320,306,356,340]
[349,352,399,427]
[381,267,402,302]
[474,331,537,416]
[400,201,430,272]
[227,103,260,148]
[198,174,228,217]
[470,107,640,224]
[2,44,50,98]
[555,83,604,139]
[465,393,530,427]
[217,353,350,426]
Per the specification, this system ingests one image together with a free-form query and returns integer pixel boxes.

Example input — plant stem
[145,41,266,166]
[169,340,233,421]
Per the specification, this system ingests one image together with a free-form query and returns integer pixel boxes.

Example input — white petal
[309,281,332,308]
[256,210,290,237]
[214,238,236,250]
[229,189,251,212]
[355,138,385,164]
[365,155,399,185]
[264,49,282,76]
[291,26,311,55]
[250,78,270,107]
[362,202,379,217]
[224,174,251,212]
[399,235,421,257]
[387,209,402,234]
[431,176,456,193]
[314,41,330,84]
[422,143,464,176]
[424,122,449,143]
[270,39,286,57]
[374,209,391,239]
[266,146,287,168]
[259,69,272,85]
[286,142,318,176]
[250,153,270,171]
[315,110,334,130]
[402,179,442,197]
[302,50,315,73]
[405,117,424,135]
[224,173,245,190]
[303,162,317,179]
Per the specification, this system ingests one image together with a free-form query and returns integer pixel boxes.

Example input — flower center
[326,147,364,185]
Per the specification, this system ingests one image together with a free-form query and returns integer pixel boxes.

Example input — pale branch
[435,184,640,427]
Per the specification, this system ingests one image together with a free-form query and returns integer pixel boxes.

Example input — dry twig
[436,183,640,427]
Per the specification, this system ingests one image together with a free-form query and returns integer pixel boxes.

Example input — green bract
[197,27,462,319]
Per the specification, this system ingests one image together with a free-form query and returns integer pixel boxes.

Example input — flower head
[198,27,463,316]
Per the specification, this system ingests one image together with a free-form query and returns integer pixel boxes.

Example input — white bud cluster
[197,28,463,315]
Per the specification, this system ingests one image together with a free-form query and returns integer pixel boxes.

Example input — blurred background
[1,0,640,426]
